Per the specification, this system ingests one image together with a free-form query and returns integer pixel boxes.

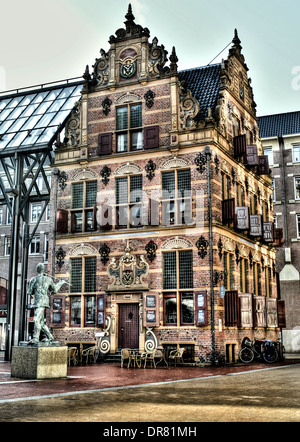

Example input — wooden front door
[118,303,139,349]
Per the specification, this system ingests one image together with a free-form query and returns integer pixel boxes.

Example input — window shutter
[225,290,240,327]
[98,133,113,155]
[50,296,65,328]
[56,209,68,234]
[195,291,208,326]
[148,198,160,226]
[246,144,259,166]
[96,294,106,327]
[254,296,266,327]
[234,134,247,158]
[263,222,274,243]
[222,198,235,225]
[250,214,262,236]
[239,293,253,328]
[144,294,160,327]
[236,206,250,230]
[144,126,159,150]
[257,155,270,175]
[99,204,113,229]
[266,298,278,328]
[92,206,98,231]
[277,300,286,329]
[274,228,284,246]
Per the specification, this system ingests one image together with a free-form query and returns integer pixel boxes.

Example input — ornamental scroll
[107,243,149,292]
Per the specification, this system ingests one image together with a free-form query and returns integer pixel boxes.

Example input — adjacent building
[47,5,284,364]
[258,111,300,354]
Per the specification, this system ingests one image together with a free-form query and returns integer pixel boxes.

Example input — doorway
[118,303,139,349]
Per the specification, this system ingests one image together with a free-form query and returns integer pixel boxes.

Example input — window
[224,252,234,291]
[0,208,2,225]
[116,103,143,152]
[253,262,261,296]
[162,250,194,326]
[297,215,300,238]
[4,237,11,256]
[240,258,248,293]
[31,203,41,223]
[272,179,276,202]
[162,169,192,226]
[71,181,97,233]
[265,267,272,298]
[115,175,143,228]
[221,172,231,200]
[293,145,300,162]
[263,147,273,166]
[236,183,245,206]
[6,199,12,225]
[29,235,40,255]
[249,193,257,215]
[44,233,49,262]
[295,177,300,200]
[70,256,97,328]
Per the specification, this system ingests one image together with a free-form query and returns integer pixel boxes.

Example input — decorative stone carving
[107,243,149,291]
[148,37,169,77]
[55,101,81,148]
[145,328,158,352]
[162,237,192,250]
[93,49,109,87]
[116,92,141,105]
[115,163,142,175]
[98,316,111,354]
[69,244,98,257]
[72,168,97,181]
[109,4,150,43]
[178,80,200,130]
[162,157,189,170]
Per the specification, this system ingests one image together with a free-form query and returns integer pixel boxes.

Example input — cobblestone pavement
[0,359,299,423]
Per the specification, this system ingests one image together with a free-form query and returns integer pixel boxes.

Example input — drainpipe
[204,146,215,365]
[52,168,60,278]
[278,136,288,247]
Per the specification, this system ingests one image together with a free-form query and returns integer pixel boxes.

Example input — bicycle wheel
[263,348,278,363]
[239,347,255,363]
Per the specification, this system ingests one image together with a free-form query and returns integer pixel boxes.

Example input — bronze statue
[27,263,67,345]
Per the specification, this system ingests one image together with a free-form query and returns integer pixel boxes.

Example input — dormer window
[116,103,143,152]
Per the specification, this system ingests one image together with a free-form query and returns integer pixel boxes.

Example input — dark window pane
[163,252,177,289]
[181,292,194,324]
[72,183,84,209]
[116,177,128,204]
[164,296,177,324]
[130,104,142,128]
[86,181,97,207]
[84,257,96,293]
[85,296,96,325]
[179,250,193,289]
[71,296,81,325]
[162,171,175,199]
[70,258,82,293]
[116,107,128,130]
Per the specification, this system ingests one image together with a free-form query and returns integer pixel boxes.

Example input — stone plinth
[11,346,68,379]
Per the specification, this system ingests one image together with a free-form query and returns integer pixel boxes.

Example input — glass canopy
[0,82,83,151]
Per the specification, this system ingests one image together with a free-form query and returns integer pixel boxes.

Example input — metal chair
[68,347,78,366]
[81,346,97,364]
[168,348,186,367]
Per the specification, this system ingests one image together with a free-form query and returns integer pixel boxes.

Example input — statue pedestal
[11,346,68,379]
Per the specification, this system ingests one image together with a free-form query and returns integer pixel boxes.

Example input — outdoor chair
[121,348,132,368]
[81,346,97,364]
[168,348,186,367]
[68,347,78,366]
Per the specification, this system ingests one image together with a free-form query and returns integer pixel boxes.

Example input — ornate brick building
[49,5,284,363]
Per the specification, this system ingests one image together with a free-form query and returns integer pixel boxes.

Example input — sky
[0,0,299,116]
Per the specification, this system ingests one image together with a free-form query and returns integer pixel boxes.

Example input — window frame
[293,145,300,163]
[294,176,300,200]
[162,249,194,326]
[29,235,41,255]
[263,147,273,166]
[31,202,42,223]
[71,180,97,233]
[115,174,143,229]
[116,103,143,153]
[161,168,192,226]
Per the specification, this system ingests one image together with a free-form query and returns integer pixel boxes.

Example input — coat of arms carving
[107,243,149,291]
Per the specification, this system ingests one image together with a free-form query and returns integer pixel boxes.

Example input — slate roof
[258,111,300,138]
[179,63,221,121]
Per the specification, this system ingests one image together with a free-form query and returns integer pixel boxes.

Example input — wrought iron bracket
[196,236,209,259]
[145,240,158,263]
[99,243,111,265]
[55,246,66,269]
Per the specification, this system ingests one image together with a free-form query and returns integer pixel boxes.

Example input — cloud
[130,0,148,26]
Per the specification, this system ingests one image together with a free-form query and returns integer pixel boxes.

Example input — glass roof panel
[0,81,83,150]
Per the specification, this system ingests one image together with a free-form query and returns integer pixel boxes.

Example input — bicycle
[239,337,278,364]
